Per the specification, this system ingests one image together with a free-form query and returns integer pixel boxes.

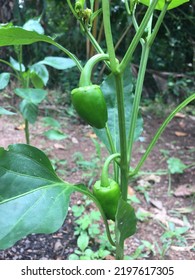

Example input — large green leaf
[94,69,143,152]
[139,0,189,10]
[0,27,79,71]
[0,73,10,90]
[14,88,47,123]
[38,56,76,70]
[0,27,54,46]
[0,144,75,249]
[115,198,137,253]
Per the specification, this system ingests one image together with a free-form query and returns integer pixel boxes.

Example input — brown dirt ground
[0,106,194,260]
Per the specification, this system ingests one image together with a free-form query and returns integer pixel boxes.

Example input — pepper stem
[101,153,121,188]
[79,53,109,87]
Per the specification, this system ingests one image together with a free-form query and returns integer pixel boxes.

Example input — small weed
[69,200,115,260]
[125,240,156,260]
[167,157,188,174]
[136,208,152,222]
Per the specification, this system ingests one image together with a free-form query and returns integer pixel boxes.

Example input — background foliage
[0,0,194,102]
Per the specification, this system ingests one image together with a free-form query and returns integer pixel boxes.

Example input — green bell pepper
[71,54,109,129]
[71,85,107,129]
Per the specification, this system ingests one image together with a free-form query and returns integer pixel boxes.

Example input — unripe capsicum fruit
[71,85,107,129]
[93,178,121,221]
[92,153,121,221]
[71,54,109,129]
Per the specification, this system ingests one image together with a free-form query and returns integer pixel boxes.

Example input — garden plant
[0,0,194,260]
[0,18,76,144]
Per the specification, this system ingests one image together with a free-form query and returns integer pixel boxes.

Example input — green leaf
[42,117,61,128]
[138,0,189,10]
[115,198,137,248]
[29,71,44,88]
[0,27,80,71]
[44,129,67,140]
[0,73,10,90]
[71,205,85,217]
[0,107,15,115]
[29,64,49,86]
[19,99,38,124]
[0,141,112,250]
[23,19,44,34]
[0,27,55,47]
[14,88,47,123]
[167,157,187,174]
[94,68,143,152]
[77,232,89,252]
[0,144,75,249]
[91,8,102,23]
[68,254,80,260]
[14,88,47,104]
[0,23,13,29]
[9,56,25,72]
[38,56,76,70]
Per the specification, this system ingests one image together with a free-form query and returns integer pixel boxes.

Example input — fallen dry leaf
[105,255,115,260]
[150,199,164,210]
[174,184,195,197]
[128,186,135,196]
[175,131,188,137]
[152,209,191,228]
[15,124,25,130]
[54,240,63,252]
[71,137,79,144]
[86,132,97,138]
[174,207,195,214]
[175,112,186,118]
[186,232,195,240]
[171,243,195,252]
[179,120,186,129]
[53,143,65,150]
[189,115,195,121]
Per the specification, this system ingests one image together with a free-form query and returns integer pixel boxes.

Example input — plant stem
[114,73,129,260]
[79,53,109,86]
[101,153,120,187]
[119,0,158,73]
[102,0,118,72]
[24,119,30,144]
[84,27,106,56]
[105,124,119,182]
[67,0,111,69]
[74,184,116,246]
[53,41,83,72]
[66,0,78,18]
[17,45,31,145]
[148,2,169,47]
[105,124,116,155]
[128,43,150,165]
[114,74,128,200]
[130,93,195,176]
[127,1,171,173]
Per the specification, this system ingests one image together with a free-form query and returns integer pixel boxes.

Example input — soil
[0,106,194,260]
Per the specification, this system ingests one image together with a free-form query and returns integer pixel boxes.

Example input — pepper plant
[0,0,194,260]
[0,18,76,144]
